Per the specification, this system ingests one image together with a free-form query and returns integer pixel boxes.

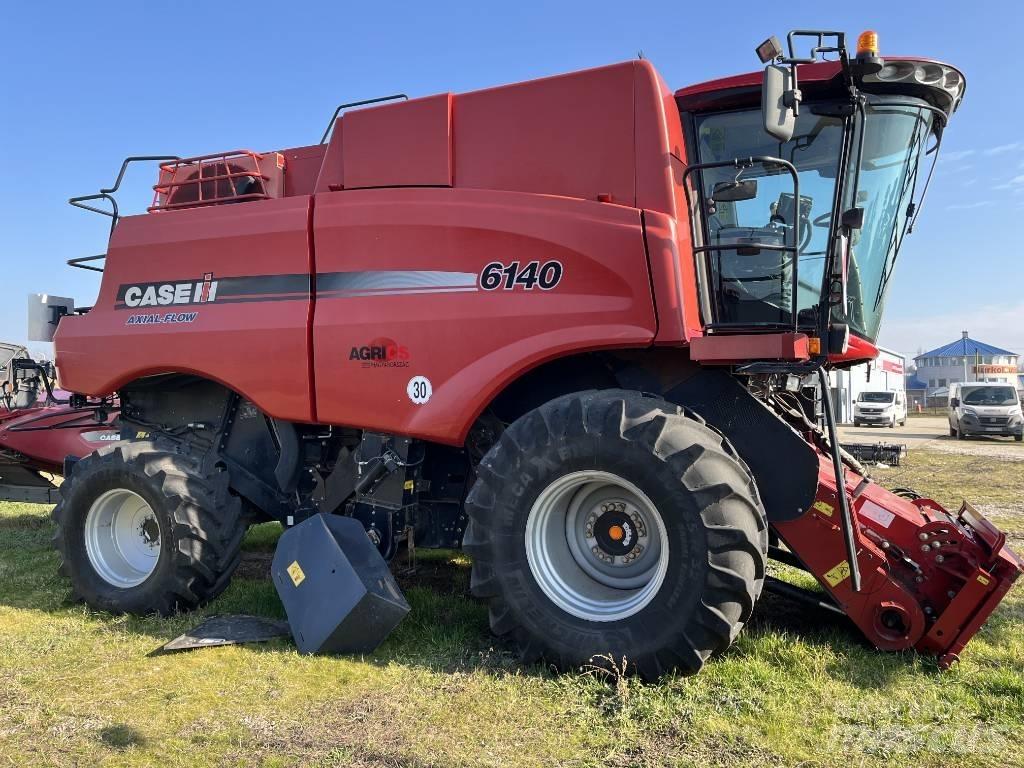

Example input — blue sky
[2,1,1022,359]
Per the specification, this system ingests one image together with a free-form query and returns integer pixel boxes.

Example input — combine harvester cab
[37,28,1020,674]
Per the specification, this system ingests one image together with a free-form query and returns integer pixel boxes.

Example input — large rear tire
[52,442,244,616]
[464,390,767,679]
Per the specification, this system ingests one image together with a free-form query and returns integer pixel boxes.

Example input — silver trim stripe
[316,270,479,296]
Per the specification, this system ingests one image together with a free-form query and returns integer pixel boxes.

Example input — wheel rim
[84,489,161,588]
[525,470,669,622]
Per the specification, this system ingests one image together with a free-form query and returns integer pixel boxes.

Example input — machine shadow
[233,549,927,686]
[0,512,936,685]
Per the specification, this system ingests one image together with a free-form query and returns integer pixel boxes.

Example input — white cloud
[942,163,974,174]
[983,142,1024,156]
[994,174,1024,190]
[879,302,1024,359]
[945,200,989,210]
[943,149,975,162]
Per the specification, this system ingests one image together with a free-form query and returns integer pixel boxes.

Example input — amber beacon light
[856,30,879,57]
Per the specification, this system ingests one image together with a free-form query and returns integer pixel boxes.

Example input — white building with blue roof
[913,331,1019,396]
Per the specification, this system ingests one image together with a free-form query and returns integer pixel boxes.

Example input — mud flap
[271,514,410,654]
[152,615,291,655]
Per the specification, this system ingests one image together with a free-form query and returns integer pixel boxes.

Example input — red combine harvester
[36,30,1020,675]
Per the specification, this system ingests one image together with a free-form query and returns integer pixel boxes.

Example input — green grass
[870,449,1024,532]
[0,448,1022,767]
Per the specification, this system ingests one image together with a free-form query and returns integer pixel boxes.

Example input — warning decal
[813,500,834,517]
[287,561,306,587]
[823,560,852,587]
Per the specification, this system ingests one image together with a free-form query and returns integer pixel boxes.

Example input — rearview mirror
[712,179,758,202]
[951,398,960,407]
[762,64,796,142]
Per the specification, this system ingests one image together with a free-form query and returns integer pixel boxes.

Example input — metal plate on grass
[153,615,291,655]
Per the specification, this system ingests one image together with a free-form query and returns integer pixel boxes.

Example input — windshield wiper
[872,111,929,310]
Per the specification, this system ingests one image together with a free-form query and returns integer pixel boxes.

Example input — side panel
[454,63,636,205]
[633,61,702,344]
[311,188,657,444]
[55,196,314,422]
[342,94,452,189]
[643,210,703,344]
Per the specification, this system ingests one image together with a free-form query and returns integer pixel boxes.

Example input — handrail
[681,156,802,333]
[67,254,106,273]
[319,94,408,144]
[69,155,180,235]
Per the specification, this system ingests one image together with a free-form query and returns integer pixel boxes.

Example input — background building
[913,331,1019,399]
[829,346,905,424]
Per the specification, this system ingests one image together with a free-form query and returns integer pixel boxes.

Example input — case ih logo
[349,338,410,368]
[119,273,218,308]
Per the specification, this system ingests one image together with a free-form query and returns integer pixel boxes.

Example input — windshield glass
[694,107,844,327]
[858,392,895,403]
[961,386,1019,406]
[842,100,934,340]
[692,98,935,340]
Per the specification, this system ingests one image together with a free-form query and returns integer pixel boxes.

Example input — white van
[949,383,1023,441]
[852,390,907,428]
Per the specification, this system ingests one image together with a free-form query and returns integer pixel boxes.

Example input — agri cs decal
[349,338,411,369]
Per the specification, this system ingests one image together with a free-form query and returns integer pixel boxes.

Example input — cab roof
[676,57,965,117]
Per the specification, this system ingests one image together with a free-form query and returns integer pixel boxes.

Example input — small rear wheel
[465,390,767,679]
[52,441,245,615]
[1015,434,1022,443]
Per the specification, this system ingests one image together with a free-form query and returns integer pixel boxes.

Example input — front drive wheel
[464,390,768,679]
[52,442,245,615]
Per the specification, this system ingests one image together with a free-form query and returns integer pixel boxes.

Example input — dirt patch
[391,550,469,595]
[236,548,470,596]
[928,437,1024,461]
[236,552,273,580]
[219,690,429,767]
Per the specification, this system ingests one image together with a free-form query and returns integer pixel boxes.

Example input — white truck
[852,390,907,428]
[949,383,1024,441]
